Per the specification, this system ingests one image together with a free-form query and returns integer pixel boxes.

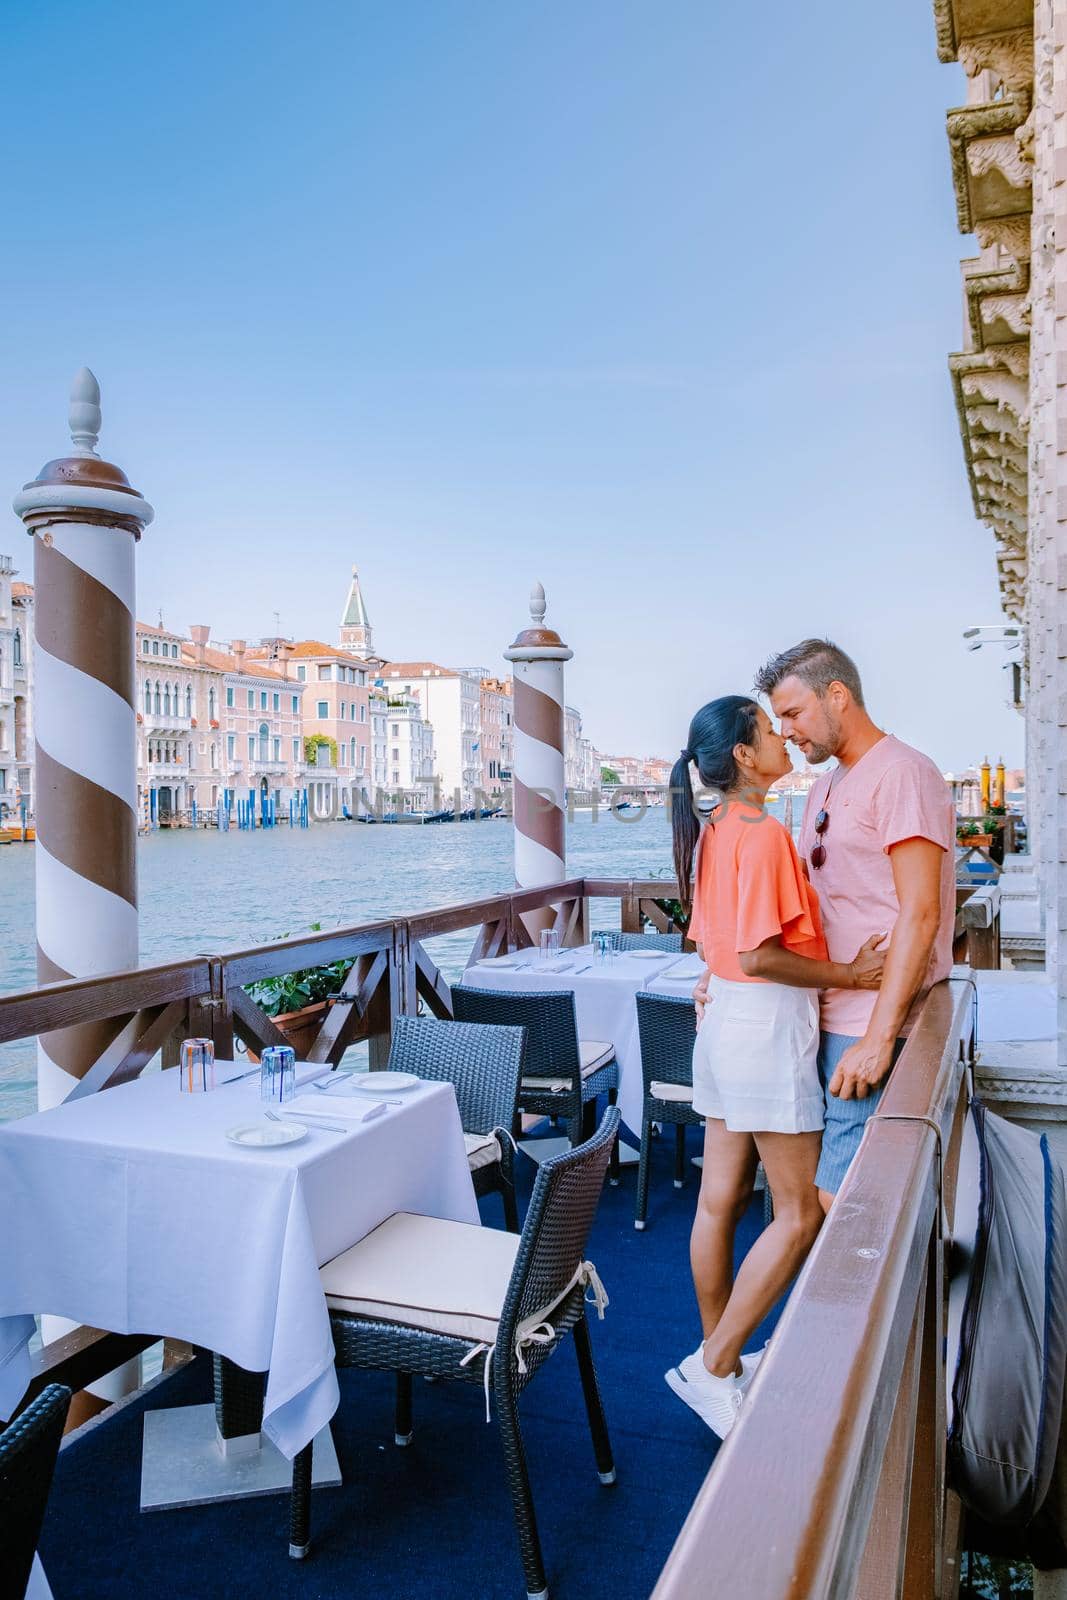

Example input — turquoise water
[0,798,795,1120]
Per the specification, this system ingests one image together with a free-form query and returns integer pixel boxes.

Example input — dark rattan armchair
[388,1015,525,1231]
[290,1107,620,1600]
[634,991,703,1230]
[606,931,683,952]
[451,984,620,1184]
[0,1383,71,1600]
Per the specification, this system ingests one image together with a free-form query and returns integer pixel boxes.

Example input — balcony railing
[141,714,192,733]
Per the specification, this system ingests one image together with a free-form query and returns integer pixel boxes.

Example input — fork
[265,1107,347,1134]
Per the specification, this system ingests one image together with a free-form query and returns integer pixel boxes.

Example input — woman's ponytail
[670,751,699,919]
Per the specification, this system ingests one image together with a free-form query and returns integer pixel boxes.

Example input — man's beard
[804,717,840,766]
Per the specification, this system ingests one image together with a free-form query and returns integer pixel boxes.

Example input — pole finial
[69,368,102,457]
[530,582,547,626]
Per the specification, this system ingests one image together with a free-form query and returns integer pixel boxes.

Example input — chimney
[279,642,293,680]
[189,623,210,665]
[231,638,246,671]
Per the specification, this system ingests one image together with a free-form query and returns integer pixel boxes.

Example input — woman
[665,696,885,1439]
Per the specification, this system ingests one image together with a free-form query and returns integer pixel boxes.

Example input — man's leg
[816,1032,905,1208]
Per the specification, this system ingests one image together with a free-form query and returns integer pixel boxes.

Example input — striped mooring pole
[13,370,153,1110]
[504,583,572,941]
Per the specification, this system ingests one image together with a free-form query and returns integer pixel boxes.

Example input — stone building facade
[0,558,33,818]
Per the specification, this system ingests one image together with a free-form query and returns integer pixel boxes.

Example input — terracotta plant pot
[246,1000,330,1063]
[958,834,993,849]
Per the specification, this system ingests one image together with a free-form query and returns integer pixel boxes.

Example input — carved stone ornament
[974,216,1031,265]
[966,133,1034,192]
[957,29,1034,96]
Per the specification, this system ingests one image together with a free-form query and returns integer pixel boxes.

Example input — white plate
[350,1071,422,1096]
[226,1120,308,1148]
[628,949,669,960]
[477,956,521,968]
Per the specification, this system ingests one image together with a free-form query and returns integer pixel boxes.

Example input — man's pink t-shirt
[797,734,956,1037]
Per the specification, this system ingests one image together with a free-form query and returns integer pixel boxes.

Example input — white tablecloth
[0,1068,477,1459]
[463,946,704,1132]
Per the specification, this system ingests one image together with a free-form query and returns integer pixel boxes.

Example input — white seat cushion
[521,1039,615,1094]
[580,1039,614,1072]
[321,1212,519,1344]
[464,1131,502,1171]
[651,1080,693,1103]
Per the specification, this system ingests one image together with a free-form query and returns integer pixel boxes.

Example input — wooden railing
[0,877,686,1403]
[653,975,976,1600]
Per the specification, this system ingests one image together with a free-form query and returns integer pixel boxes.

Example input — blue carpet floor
[39,1127,780,1600]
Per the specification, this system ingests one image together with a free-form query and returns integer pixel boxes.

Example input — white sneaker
[739,1343,767,1389]
[665,1362,743,1439]
[676,1341,765,1390]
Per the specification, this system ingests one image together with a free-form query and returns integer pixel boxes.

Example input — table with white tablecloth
[0,1068,477,1461]
[462,946,704,1133]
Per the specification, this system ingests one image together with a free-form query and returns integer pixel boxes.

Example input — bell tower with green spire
[339,565,373,657]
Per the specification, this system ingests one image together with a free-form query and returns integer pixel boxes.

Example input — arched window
[209,687,217,720]
[185,685,192,718]
[163,683,171,716]
[258,721,270,762]
[153,681,161,714]
[13,631,21,667]
[144,682,152,715]
[350,738,356,769]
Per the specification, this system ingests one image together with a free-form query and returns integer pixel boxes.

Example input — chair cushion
[321,1212,519,1344]
[521,1040,615,1094]
[464,1132,502,1171]
[580,1040,614,1072]
[651,1080,693,1103]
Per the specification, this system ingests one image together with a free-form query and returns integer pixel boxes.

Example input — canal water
[0,799,795,1121]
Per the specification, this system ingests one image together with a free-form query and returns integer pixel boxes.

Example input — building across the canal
[3,561,612,825]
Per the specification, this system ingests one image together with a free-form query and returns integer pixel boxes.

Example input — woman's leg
[700,1129,823,1378]
[690,1118,759,1343]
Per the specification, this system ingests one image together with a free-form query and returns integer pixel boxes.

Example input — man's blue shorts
[815,1032,907,1194]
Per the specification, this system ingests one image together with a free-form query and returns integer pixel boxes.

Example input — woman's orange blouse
[687,801,827,983]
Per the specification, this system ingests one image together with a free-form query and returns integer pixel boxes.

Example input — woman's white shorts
[692,974,824,1135]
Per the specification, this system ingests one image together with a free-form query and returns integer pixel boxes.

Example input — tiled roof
[382,661,458,678]
[136,620,186,640]
[288,640,368,662]
[187,645,294,681]
[11,581,32,599]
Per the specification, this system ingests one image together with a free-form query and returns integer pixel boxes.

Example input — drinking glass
[539,928,560,963]
[260,1044,296,1104]
[179,1037,215,1092]
[592,930,611,966]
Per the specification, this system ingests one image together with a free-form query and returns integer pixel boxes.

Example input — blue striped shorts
[815,1032,906,1194]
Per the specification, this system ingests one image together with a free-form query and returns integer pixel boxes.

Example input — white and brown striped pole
[504,583,572,940]
[13,370,153,1111]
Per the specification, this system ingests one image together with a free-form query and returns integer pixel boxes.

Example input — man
[750,638,956,1208]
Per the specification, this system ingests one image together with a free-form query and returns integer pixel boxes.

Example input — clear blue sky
[0,0,1022,772]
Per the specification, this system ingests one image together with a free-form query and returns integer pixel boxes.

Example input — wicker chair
[388,1015,525,1231]
[451,985,620,1184]
[606,931,683,953]
[290,1108,620,1600]
[634,992,703,1229]
[0,1383,71,1600]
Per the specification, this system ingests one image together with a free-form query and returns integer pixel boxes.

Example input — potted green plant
[957,818,993,850]
[244,922,354,1057]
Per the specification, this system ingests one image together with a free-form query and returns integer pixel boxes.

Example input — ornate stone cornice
[946,92,1033,233]
[933,0,957,63]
